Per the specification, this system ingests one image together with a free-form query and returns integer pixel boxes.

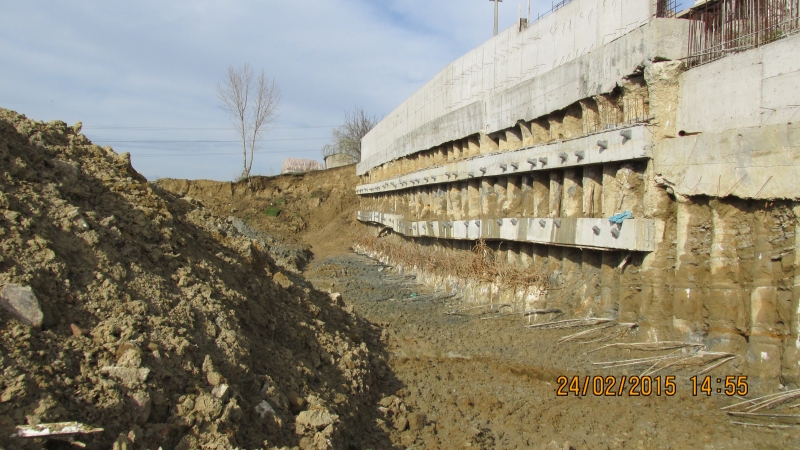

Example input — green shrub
[263,207,282,217]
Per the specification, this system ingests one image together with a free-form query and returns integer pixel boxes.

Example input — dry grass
[354,235,548,292]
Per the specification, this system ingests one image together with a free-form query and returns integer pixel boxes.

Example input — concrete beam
[357,125,651,195]
[357,211,662,252]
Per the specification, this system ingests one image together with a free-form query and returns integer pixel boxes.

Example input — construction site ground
[164,167,800,449]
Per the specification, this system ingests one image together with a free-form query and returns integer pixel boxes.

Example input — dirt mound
[0,108,392,449]
[157,164,361,262]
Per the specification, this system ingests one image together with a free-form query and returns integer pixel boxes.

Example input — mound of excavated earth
[0,108,391,450]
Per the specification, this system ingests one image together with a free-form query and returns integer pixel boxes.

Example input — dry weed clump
[354,235,548,292]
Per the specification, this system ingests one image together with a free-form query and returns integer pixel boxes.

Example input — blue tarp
[608,210,633,224]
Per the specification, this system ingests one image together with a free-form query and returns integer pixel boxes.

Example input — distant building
[281,158,324,174]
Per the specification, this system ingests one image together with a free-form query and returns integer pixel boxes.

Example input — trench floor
[305,252,799,449]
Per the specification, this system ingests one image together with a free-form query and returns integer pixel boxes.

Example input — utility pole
[490,0,503,36]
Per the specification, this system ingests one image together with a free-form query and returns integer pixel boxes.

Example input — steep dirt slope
[157,165,360,263]
[0,108,393,450]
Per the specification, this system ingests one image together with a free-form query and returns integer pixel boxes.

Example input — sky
[0,0,557,181]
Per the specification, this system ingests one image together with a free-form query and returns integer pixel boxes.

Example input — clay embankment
[0,108,393,450]
[157,165,361,264]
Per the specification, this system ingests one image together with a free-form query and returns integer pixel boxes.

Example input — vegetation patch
[263,206,282,217]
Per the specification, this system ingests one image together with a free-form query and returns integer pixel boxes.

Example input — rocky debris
[100,366,151,387]
[407,412,426,431]
[0,108,388,449]
[295,409,338,434]
[0,284,43,328]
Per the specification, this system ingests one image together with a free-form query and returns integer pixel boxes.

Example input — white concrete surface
[357,211,661,251]
[358,8,691,175]
[677,32,800,134]
[655,122,800,199]
[357,124,651,194]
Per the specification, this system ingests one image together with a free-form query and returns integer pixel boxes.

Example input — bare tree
[321,107,379,164]
[217,64,281,180]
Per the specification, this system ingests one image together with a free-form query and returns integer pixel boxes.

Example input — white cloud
[0,0,548,180]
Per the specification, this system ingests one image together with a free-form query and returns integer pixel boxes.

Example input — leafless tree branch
[217,64,281,180]
[321,107,379,164]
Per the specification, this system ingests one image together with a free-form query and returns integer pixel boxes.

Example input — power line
[133,148,321,158]
[95,137,329,143]
[84,125,337,130]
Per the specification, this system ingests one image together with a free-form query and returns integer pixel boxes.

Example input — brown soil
[0,108,393,450]
[306,253,800,449]
[157,165,361,263]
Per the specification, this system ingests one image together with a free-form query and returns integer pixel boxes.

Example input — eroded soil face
[306,254,800,449]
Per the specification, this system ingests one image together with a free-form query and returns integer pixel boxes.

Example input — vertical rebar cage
[686,0,800,67]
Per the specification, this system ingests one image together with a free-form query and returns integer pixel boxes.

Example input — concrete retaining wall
[358,8,690,175]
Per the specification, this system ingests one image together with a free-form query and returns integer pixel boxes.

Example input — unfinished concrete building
[355,0,800,384]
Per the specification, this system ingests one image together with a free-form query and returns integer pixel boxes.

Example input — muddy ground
[306,253,800,449]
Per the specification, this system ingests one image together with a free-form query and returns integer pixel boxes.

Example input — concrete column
[583,165,603,218]
[747,208,782,380]
[532,173,549,217]
[495,177,508,216]
[467,180,481,219]
[532,244,548,267]
[452,141,462,160]
[507,176,522,216]
[706,201,748,353]
[579,98,601,135]
[505,128,523,151]
[460,181,468,219]
[520,174,533,217]
[602,163,619,215]
[600,251,620,317]
[562,168,583,218]
[468,136,481,157]
[549,171,563,218]
[519,121,534,147]
[520,243,533,267]
[481,178,498,218]
[581,250,602,315]
[507,242,521,266]
[672,200,705,339]
[433,185,446,220]
[783,203,800,385]
[530,119,550,145]
[480,133,499,155]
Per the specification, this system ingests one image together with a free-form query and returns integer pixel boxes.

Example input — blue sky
[0,0,548,181]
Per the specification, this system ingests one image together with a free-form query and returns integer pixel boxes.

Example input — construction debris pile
[0,108,387,449]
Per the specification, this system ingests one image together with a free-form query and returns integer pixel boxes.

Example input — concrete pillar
[467,180,481,219]
[672,200,707,340]
[519,121,534,147]
[480,133,499,155]
[583,165,603,218]
[549,171,563,218]
[530,118,550,145]
[468,136,481,157]
[481,178,498,218]
[581,250,602,314]
[520,174,533,217]
[783,203,800,386]
[452,141,462,160]
[433,185,446,220]
[460,181,468,219]
[507,176,522,216]
[580,98,601,135]
[600,251,620,317]
[495,177,508,216]
[505,128,523,151]
[532,173,550,217]
[747,208,782,380]
[602,163,619,215]
[562,168,583,218]
[705,201,748,353]
[507,242,521,266]
[520,243,533,267]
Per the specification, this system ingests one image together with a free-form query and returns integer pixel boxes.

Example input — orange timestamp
[556,375,677,397]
